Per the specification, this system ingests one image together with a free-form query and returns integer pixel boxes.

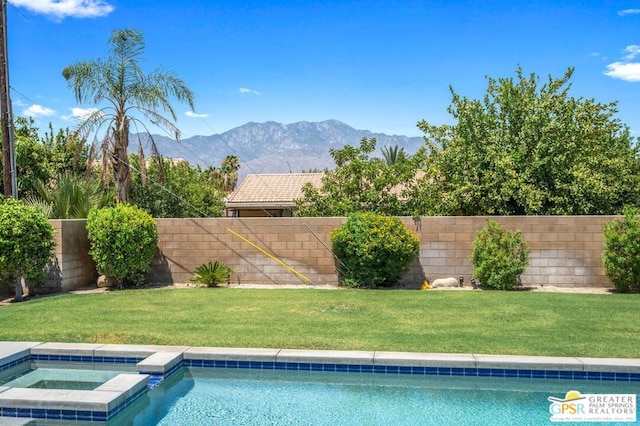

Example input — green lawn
[0,288,638,358]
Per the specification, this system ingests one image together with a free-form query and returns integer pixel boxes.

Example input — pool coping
[0,341,639,423]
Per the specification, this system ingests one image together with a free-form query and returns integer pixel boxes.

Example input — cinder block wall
[42,220,97,294]
[400,216,613,289]
[47,216,616,291]
[151,218,344,285]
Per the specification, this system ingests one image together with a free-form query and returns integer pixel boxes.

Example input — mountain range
[135,120,425,176]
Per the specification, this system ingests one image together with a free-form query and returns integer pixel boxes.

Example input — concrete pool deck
[0,341,638,423]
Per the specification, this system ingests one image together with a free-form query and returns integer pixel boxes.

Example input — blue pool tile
[361,365,374,373]
[558,371,573,380]
[411,366,425,375]
[311,363,323,371]
[274,362,287,370]
[490,369,505,377]
[451,368,465,376]
[261,362,275,370]
[601,372,615,381]
[298,363,311,371]
[437,367,452,376]
[517,370,532,378]
[335,364,348,372]
[613,372,629,381]
[629,373,640,382]
[463,368,478,377]
[32,409,46,419]
[399,366,412,375]
[250,361,263,369]
[573,371,587,380]
[17,408,31,416]
[545,371,560,379]
[478,368,491,377]
[238,361,251,369]
[586,372,601,380]
[323,364,337,372]
[286,362,300,370]
[213,360,226,368]
[424,367,438,376]
[92,412,107,422]
[373,365,386,374]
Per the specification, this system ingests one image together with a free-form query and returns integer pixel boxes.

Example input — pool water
[0,362,136,391]
[118,368,640,426]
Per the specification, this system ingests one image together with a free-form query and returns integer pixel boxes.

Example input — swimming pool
[121,367,639,425]
[0,343,638,425]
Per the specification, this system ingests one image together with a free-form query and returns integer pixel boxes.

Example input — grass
[0,288,638,358]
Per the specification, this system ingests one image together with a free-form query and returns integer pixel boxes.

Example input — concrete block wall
[41,220,97,294]
[151,218,344,285]
[45,216,616,291]
[400,216,613,289]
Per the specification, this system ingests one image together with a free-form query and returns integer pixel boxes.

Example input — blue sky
[7,0,640,139]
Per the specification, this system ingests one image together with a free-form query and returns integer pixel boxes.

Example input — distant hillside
[132,120,424,176]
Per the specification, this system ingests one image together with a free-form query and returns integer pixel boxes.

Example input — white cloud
[239,88,260,95]
[624,45,640,59]
[69,107,99,119]
[22,104,55,117]
[618,8,640,16]
[11,0,114,21]
[603,62,640,82]
[185,111,209,118]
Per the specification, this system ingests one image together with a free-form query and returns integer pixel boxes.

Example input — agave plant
[188,261,234,287]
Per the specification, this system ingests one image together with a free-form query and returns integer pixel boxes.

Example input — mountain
[134,120,425,176]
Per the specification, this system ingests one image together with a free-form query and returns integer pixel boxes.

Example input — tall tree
[417,67,640,215]
[220,155,240,192]
[62,29,195,203]
[295,137,425,216]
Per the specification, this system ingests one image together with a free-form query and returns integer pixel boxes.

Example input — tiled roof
[225,173,324,207]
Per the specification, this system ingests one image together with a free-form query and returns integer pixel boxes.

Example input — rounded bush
[603,207,640,293]
[470,219,530,290]
[86,204,157,286]
[330,213,419,288]
[0,197,56,287]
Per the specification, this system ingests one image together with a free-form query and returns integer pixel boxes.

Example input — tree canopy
[416,67,640,215]
[295,137,425,216]
[62,29,195,203]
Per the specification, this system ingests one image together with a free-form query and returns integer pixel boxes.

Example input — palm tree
[220,155,240,192]
[62,29,195,203]
[24,173,113,219]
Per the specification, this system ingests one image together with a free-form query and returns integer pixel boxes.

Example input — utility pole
[0,0,16,199]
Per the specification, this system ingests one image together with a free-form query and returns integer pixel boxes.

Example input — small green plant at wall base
[86,204,157,287]
[188,261,234,287]
[470,219,530,290]
[0,198,56,300]
[603,207,640,293]
[330,212,420,288]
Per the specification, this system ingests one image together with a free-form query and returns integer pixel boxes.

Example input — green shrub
[603,207,640,293]
[0,198,56,299]
[470,219,530,290]
[188,261,234,287]
[86,204,157,287]
[330,213,419,288]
